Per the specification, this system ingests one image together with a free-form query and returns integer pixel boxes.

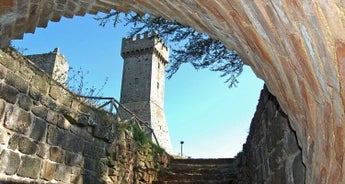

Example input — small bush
[151,142,164,154]
[132,123,149,145]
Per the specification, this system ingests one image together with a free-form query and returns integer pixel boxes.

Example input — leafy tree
[95,11,243,87]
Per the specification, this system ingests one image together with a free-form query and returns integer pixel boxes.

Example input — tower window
[157,82,159,89]
[135,78,139,85]
[158,63,160,69]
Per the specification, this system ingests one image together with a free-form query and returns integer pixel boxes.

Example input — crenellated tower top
[121,32,169,66]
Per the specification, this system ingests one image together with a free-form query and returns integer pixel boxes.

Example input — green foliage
[95,11,244,87]
[131,123,165,154]
[151,142,165,154]
[132,123,150,146]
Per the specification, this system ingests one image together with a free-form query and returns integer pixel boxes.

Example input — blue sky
[12,13,264,158]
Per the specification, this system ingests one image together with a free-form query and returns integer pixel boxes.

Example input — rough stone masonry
[0,48,170,184]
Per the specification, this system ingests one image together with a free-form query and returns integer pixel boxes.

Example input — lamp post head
[180,141,184,144]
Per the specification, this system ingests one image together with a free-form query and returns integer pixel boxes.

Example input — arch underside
[1,1,345,183]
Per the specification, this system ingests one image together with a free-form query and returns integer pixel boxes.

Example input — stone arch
[1,1,344,183]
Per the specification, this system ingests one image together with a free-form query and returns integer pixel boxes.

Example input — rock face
[1,1,345,183]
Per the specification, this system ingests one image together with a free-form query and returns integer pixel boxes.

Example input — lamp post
[180,141,184,157]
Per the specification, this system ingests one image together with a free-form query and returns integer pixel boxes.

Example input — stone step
[171,158,234,165]
[152,179,233,184]
[167,164,234,175]
[153,158,238,184]
[157,170,236,181]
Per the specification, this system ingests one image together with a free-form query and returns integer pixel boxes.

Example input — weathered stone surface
[54,164,71,183]
[293,153,306,184]
[49,146,64,163]
[0,50,19,71]
[17,155,42,179]
[7,133,21,150]
[76,114,90,126]
[62,131,83,152]
[271,167,286,184]
[59,91,73,107]
[18,136,38,154]
[237,86,303,183]
[84,157,96,171]
[83,170,99,184]
[5,72,28,93]
[31,74,49,95]
[18,94,32,111]
[19,64,35,81]
[0,64,7,80]
[31,105,48,120]
[0,150,20,175]
[65,151,83,166]
[29,88,42,101]
[70,174,83,184]
[41,96,57,109]
[29,117,47,142]
[84,141,105,159]
[57,118,71,130]
[4,106,31,134]
[0,99,5,120]
[49,85,61,100]
[0,83,18,104]
[46,126,64,146]
[0,127,10,145]
[41,160,56,180]
[37,142,49,159]
[46,110,65,126]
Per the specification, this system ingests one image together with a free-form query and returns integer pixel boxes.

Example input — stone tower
[25,48,69,84]
[120,33,173,154]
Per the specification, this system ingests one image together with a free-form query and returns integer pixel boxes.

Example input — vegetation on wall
[131,123,165,154]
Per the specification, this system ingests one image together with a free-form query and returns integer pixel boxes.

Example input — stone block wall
[26,48,69,85]
[0,48,170,184]
[236,86,306,184]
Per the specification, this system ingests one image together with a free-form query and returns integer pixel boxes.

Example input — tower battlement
[121,32,169,65]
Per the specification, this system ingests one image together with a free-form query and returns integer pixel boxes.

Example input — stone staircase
[153,158,238,184]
